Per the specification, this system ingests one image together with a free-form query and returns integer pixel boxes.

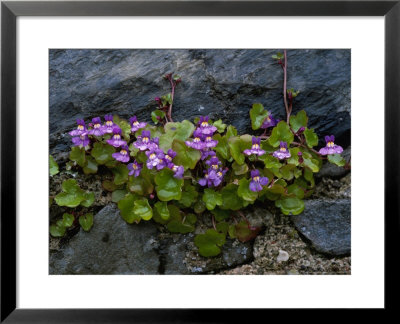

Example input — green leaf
[179,182,198,207]
[167,220,195,234]
[272,52,284,60]
[235,221,261,242]
[202,189,223,210]
[80,192,95,207]
[49,155,59,176]
[304,128,318,148]
[111,189,128,203]
[232,161,248,175]
[289,110,308,133]
[250,103,269,130]
[62,213,74,227]
[159,120,195,151]
[50,224,66,237]
[280,164,295,181]
[237,178,258,202]
[302,152,320,172]
[155,169,183,201]
[151,109,166,124]
[172,139,201,169]
[133,199,153,221]
[69,146,86,167]
[102,180,120,192]
[286,184,305,199]
[211,208,231,221]
[91,142,115,164]
[275,197,305,215]
[287,147,300,166]
[118,193,141,224]
[225,125,238,138]
[213,119,227,133]
[83,155,98,174]
[79,213,94,231]
[127,174,154,195]
[193,200,206,214]
[213,134,230,160]
[228,135,252,165]
[220,184,243,210]
[268,121,294,147]
[112,164,129,185]
[154,201,170,220]
[113,115,131,140]
[216,222,229,235]
[54,179,85,208]
[328,154,346,167]
[194,229,226,257]
[260,155,282,169]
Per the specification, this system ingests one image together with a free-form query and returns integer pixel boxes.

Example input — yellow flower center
[206,137,212,142]
[106,121,113,126]
[114,134,121,140]
[194,137,200,142]
[173,165,178,172]
[150,153,156,159]
[212,165,218,170]
[133,164,137,169]
[165,155,172,161]
[78,125,84,130]
[253,176,260,182]
[121,150,127,155]
[205,174,209,178]
[133,121,139,126]
[252,144,259,149]
[217,172,222,177]
[94,123,100,128]
[201,121,208,127]
[143,137,149,143]
[327,141,334,147]
[280,147,286,152]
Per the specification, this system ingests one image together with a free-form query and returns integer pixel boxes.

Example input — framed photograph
[1,0,398,321]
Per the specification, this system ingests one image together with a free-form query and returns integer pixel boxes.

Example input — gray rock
[49,49,351,155]
[49,204,160,274]
[291,199,351,256]
[316,146,351,179]
[277,250,290,262]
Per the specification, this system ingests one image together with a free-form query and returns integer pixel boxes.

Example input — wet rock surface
[316,146,351,179]
[49,49,351,155]
[291,199,351,256]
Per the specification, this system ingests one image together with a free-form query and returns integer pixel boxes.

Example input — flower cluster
[319,135,343,155]
[68,115,184,179]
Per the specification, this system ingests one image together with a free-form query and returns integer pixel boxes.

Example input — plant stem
[167,77,175,122]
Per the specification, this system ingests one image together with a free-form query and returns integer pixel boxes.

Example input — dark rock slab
[49,49,350,155]
[49,204,160,274]
[291,199,351,256]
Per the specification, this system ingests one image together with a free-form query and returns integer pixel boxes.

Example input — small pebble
[277,250,289,262]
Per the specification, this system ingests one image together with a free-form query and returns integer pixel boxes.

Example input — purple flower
[212,169,227,187]
[69,119,87,136]
[145,148,165,170]
[134,130,153,151]
[130,116,147,133]
[88,117,105,136]
[163,149,177,164]
[112,145,130,163]
[72,134,90,148]
[249,170,269,192]
[197,116,217,135]
[201,150,216,160]
[128,160,142,177]
[101,115,115,134]
[185,130,206,150]
[319,135,343,155]
[205,157,221,170]
[107,126,127,147]
[273,141,291,160]
[261,112,278,129]
[198,169,217,187]
[168,163,184,179]
[204,135,218,148]
[243,137,266,156]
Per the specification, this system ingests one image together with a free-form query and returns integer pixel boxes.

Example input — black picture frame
[1,0,399,322]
